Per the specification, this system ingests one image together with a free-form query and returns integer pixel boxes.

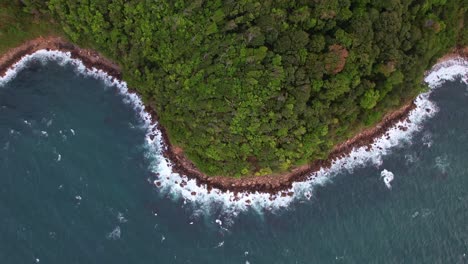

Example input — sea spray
[1,50,467,215]
[380,170,395,189]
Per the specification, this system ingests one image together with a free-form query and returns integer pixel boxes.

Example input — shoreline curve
[1,36,467,196]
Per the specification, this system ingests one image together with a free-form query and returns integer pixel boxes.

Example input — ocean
[0,53,467,263]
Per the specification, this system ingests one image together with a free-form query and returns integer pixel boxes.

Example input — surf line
[1,37,467,211]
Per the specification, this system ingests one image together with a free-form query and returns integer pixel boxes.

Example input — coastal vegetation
[7,0,468,177]
[0,2,60,54]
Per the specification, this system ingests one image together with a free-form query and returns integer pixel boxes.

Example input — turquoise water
[1,60,467,263]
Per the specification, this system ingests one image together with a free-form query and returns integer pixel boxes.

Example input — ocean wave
[1,50,467,215]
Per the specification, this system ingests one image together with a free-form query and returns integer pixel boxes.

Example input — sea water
[0,54,467,263]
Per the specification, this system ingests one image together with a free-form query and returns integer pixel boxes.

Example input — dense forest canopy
[17,0,467,177]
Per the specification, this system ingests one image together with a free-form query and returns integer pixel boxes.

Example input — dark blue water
[1,61,467,263]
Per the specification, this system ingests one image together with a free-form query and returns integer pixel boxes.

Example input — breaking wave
[1,50,467,216]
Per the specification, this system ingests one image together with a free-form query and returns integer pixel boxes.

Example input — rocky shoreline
[1,36,465,195]
[0,36,121,80]
[153,101,416,195]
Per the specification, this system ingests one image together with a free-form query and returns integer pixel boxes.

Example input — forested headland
[6,0,468,177]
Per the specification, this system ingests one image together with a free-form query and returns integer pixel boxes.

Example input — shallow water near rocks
[1,60,468,263]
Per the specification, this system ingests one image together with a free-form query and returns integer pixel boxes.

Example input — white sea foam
[107,226,121,240]
[435,154,450,173]
[422,131,433,148]
[380,169,394,189]
[421,208,433,218]
[117,212,128,223]
[214,241,224,248]
[1,50,466,214]
[404,153,416,165]
[42,117,53,127]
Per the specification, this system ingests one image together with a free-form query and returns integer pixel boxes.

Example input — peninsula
[1,1,467,193]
